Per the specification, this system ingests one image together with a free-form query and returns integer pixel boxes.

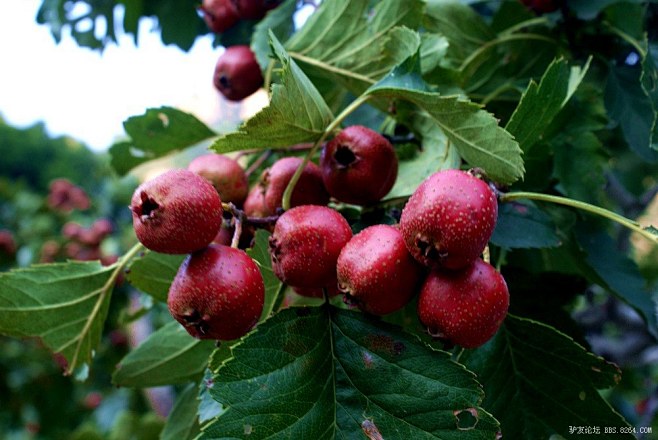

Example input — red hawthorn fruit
[252,157,330,216]
[231,0,281,19]
[417,259,509,348]
[321,126,398,205]
[337,224,424,315]
[399,169,498,270]
[91,218,113,237]
[213,45,264,102]
[188,153,249,205]
[520,0,560,14]
[269,205,352,288]
[130,169,223,254]
[243,184,269,218]
[61,222,83,240]
[168,244,264,340]
[0,230,16,255]
[39,240,60,263]
[200,0,240,33]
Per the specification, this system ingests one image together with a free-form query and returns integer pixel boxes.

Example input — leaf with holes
[461,315,631,439]
[200,307,500,439]
[0,261,119,376]
[110,106,216,175]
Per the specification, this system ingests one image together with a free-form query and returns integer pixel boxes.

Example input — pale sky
[0,1,226,151]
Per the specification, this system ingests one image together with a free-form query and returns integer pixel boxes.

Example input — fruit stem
[221,202,280,229]
[244,150,273,177]
[231,216,243,249]
[281,94,371,210]
[499,191,658,245]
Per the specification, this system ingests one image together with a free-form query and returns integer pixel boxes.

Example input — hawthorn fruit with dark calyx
[213,45,264,102]
[253,157,329,216]
[188,153,249,205]
[321,125,398,205]
[337,224,424,316]
[130,169,223,254]
[269,205,352,288]
[231,0,281,19]
[417,259,509,349]
[200,0,240,33]
[168,244,264,341]
[399,169,498,270]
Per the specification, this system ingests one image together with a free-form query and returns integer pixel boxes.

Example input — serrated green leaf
[491,201,561,249]
[367,79,523,184]
[0,261,117,375]
[111,107,216,175]
[644,225,658,236]
[553,132,607,205]
[575,224,658,338]
[251,0,297,70]
[605,64,658,161]
[161,383,201,440]
[126,251,185,303]
[285,0,423,95]
[200,307,500,439]
[211,33,334,153]
[112,321,214,387]
[506,58,591,153]
[461,315,631,439]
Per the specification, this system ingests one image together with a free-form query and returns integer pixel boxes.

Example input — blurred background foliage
[0,0,657,438]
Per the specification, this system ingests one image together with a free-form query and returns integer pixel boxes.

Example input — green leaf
[574,224,658,338]
[461,315,631,439]
[0,261,117,376]
[111,107,216,175]
[491,201,561,249]
[246,230,285,322]
[251,0,297,70]
[200,307,500,439]
[605,64,658,161]
[285,0,423,95]
[506,58,591,153]
[423,0,495,68]
[553,132,607,205]
[161,383,201,440]
[112,321,215,387]
[386,113,460,200]
[367,78,524,184]
[211,33,334,154]
[126,251,185,303]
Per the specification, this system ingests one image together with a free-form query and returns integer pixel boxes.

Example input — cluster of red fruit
[47,178,90,213]
[200,0,281,101]
[130,125,509,348]
[40,218,116,264]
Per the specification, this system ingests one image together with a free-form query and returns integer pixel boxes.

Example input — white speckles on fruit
[270,205,352,288]
[399,169,498,270]
[417,259,509,348]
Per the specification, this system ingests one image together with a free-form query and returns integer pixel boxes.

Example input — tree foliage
[2,0,657,437]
